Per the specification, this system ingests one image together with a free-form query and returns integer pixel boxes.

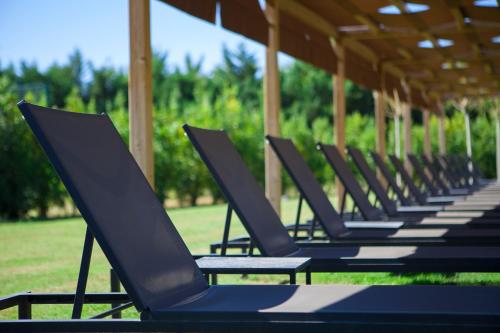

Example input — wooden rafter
[442,2,498,82]
[326,0,430,92]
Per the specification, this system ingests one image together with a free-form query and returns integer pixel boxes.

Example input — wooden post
[402,82,412,173]
[332,41,346,207]
[464,110,472,160]
[423,110,431,159]
[393,89,402,186]
[264,0,281,215]
[374,89,386,185]
[454,98,472,173]
[129,0,154,188]
[496,112,500,182]
[393,90,401,159]
[437,102,446,155]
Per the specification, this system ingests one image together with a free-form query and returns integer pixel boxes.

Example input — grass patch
[1,198,499,319]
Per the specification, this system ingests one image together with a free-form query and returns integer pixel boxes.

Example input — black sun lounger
[14,102,500,332]
[318,142,500,228]
[421,154,469,196]
[186,124,500,263]
[432,154,463,189]
[348,147,500,220]
[347,146,442,217]
[407,154,500,210]
[406,154,492,202]
[439,155,469,188]
[390,154,472,205]
[370,151,500,227]
[407,154,453,198]
[370,151,416,206]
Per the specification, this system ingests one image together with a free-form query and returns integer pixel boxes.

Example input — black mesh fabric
[266,136,348,238]
[18,102,208,312]
[433,155,460,188]
[408,154,439,195]
[153,284,500,324]
[347,147,397,216]
[389,155,427,205]
[318,144,382,220]
[370,152,412,206]
[183,125,298,257]
[421,155,449,194]
[441,155,465,187]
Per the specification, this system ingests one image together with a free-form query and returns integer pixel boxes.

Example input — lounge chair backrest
[421,155,449,194]
[442,155,466,186]
[18,102,208,313]
[266,136,348,238]
[453,155,474,183]
[388,155,427,205]
[407,154,439,195]
[347,147,397,215]
[318,143,382,220]
[184,125,298,257]
[433,154,459,188]
[370,152,412,206]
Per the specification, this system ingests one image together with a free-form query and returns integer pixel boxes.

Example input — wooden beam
[281,0,432,93]
[437,103,447,155]
[448,5,466,31]
[385,54,500,66]
[463,105,473,175]
[496,112,500,182]
[393,89,403,186]
[280,0,338,38]
[341,23,500,41]
[264,0,281,215]
[402,82,413,173]
[280,0,379,64]
[129,0,154,188]
[393,89,402,159]
[333,43,346,208]
[374,89,387,186]
[423,110,431,159]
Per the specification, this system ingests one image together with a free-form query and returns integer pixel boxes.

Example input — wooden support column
[402,83,413,173]
[374,89,386,185]
[464,110,472,159]
[454,98,472,173]
[423,110,431,159]
[393,89,402,186]
[393,90,402,159]
[496,112,500,182]
[264,0,281,215]
[332,41,346,207]
[437,102,446,155]
[129,0,154,188]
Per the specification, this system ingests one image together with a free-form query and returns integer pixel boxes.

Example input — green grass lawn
[1,198,500,320]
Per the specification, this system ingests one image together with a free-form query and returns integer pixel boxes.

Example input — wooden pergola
[128,0,500,215]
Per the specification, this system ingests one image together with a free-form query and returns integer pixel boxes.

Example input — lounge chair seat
[151,284,500,325]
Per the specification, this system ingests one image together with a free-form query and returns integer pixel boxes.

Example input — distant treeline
[0,45,496,220]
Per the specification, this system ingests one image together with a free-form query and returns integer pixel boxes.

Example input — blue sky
[0,0,290,73]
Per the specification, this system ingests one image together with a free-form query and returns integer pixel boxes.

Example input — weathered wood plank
[264,0,281,215]
[129,0,154,188]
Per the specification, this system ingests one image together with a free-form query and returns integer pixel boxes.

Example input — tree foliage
[0,45,497,219]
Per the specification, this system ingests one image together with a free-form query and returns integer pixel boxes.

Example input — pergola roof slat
[160,0,500,107]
